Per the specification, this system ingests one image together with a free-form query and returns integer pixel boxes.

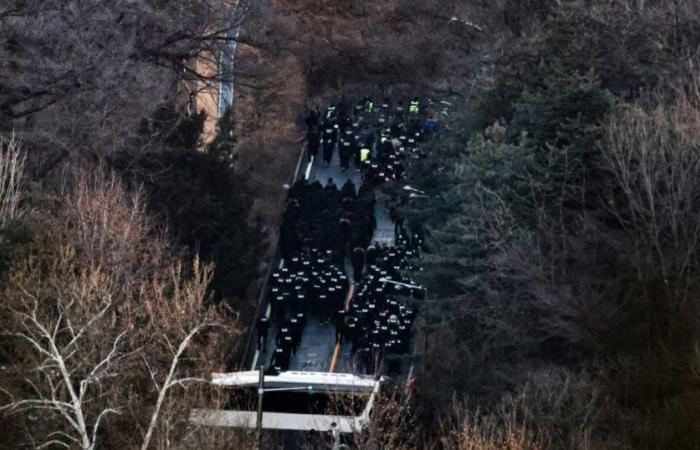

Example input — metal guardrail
[238,141,308,370]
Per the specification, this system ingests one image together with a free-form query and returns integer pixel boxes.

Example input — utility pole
[253,368,314,449]
[256,365,264,450]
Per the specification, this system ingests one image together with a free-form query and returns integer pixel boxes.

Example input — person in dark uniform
[272,347,290,371]
[338,96,350,120]
[338,217,351,253]
[342,194,356,213]
[256,316,270,351]
[366,243,378,267]
[322,138,334,166]
[272,294,286,323]
[339,139,352,171]
[351,246,366,283]
[287,179,308,203]
[307,129,320,160]
[305,106,320,132]
[288,316,303,351]
[341,179,356,199]
[395,100,405,120]
[325,177,337,191]
[381,97,390,112]
[324,121,338,142]
[321,122,338,166]
[334,309,347,342]
[279,201,300,260]
[280,332,296,357]
[365,96,375,115]
[325,103,337,120]
[389,202,405,240]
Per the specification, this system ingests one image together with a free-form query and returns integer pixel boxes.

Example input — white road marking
[304,157,313,180]
[250,259,284,370]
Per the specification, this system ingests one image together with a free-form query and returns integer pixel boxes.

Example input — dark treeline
[403,1,700,449]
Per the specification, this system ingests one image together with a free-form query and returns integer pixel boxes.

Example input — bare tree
[299,387,420,450]
[602,93,700,307]
[352,390,419,450]
[0,132,25,227]
[440,368,601,450]
[0,172,235,449]
[0,0,251,175]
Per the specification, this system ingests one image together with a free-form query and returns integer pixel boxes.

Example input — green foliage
[208,107,237,165]
[401,5,700,450]
[124,112,265,305]
[408,4,700,448]
[140,105,207,151]
[166,111,206,150]
[142,150,264,303]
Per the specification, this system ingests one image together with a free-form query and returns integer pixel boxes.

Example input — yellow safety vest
[409,101,420,113]
[366,102,374,113]
[360,148,371,162]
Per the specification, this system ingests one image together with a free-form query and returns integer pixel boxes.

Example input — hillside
[2,0,700,448]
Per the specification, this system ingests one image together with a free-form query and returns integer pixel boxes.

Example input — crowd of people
[279,176,376,263]
[256,96,437,375]
[259,248,350,371]
[337,232,423,374]
[305,97,436,185]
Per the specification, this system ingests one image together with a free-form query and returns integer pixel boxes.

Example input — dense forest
[2,0,700,449]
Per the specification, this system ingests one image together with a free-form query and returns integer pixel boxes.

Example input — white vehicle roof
[192,371,384,433]
[211,371,378,392]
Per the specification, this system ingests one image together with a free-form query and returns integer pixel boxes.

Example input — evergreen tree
[124,110,264,305]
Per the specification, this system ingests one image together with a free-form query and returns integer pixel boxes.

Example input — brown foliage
[440,368,605,450]
[0,171,239,449]
[0,0,248,177]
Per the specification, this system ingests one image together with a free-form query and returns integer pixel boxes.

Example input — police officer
[334,309,347,342]
[288,316,303,350]
[339,139,352,170]
[272,293,286,323]
[280,331,296,357]
[366,243,378,267]
[365,96,375,115]
[325,177,337,191]
[351,246,366,283]
[354,99,364,117]
[395,100,405,120]
[360,146,371,164]
[381,97,390,112]
[272,347,290,371]
[341,179,356,199]
[307,129,320,160]
[322,137,335,166]
[256,316,270,351]
[326,103,337,119]
[322,121,338,166]
[337,97,350,120]
[409,97,420,115]
[305,106,320,132]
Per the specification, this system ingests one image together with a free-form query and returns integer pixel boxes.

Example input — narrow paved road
[255,147,396,373]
